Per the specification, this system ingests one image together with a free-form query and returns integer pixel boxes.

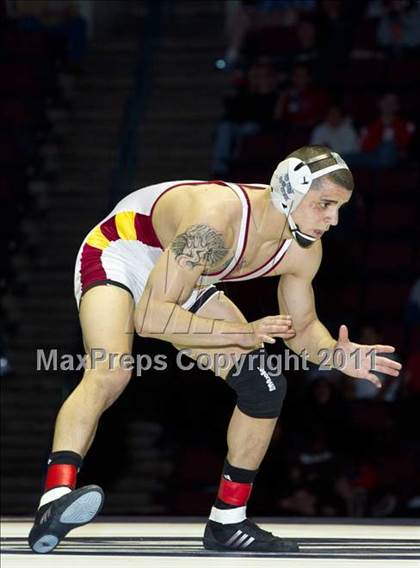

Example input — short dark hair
[287,144,354,191]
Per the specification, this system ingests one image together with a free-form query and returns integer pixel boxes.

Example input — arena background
[1,0,419,523]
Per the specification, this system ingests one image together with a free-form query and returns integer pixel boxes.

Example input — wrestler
[28,145,401,553]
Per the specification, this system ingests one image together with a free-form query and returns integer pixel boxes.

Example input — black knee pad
[226,348,287,419]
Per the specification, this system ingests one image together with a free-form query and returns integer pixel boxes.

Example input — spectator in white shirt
[310,105,360,158]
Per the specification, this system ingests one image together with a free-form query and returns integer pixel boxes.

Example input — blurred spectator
[275,64,329,130]
[310,105,360,158]
[360,93,415,168]
[376,0,420,56]
[211,62,279,175]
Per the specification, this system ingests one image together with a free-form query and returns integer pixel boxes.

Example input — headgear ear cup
[288,160,313,197]
[270,157,313,216]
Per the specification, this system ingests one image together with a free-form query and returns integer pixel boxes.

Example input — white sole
[60,491,103,524]
[32,534,59,554]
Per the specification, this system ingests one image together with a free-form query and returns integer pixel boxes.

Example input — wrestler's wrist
[214,320,252,346]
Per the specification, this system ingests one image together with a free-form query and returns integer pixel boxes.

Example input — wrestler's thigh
[79,285,135,365]
[173,290,252,379]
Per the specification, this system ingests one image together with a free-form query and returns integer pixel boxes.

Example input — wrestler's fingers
[271,331,296,339]
[374,365,400,377]
[370,344,395,353]
[264,324,294,333]
[374,357,402,371]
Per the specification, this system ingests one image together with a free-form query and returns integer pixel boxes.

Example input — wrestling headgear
[270,151,350,248]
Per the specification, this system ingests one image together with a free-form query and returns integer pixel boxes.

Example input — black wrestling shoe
[28,485,104,554]
[203,518,298,553]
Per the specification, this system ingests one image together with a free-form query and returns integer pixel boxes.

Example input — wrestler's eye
[319,202,330,209]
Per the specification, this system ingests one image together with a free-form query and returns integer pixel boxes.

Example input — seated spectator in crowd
[310,105,360,159]
[275,64,329,130]
[211,61,279,175]
[376,0,420,56]
[360,93,415,168]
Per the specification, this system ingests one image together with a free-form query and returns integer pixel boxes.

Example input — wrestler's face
[292,179,352,239]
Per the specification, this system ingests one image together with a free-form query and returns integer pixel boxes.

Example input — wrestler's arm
[277,241,336,364]
[277,241,401,384]
[135,210,291,348]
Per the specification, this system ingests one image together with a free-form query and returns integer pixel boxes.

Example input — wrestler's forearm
[135,301,251,347]
[284,318,336,366]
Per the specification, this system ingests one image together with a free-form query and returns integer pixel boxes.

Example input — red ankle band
[217,477,253,506]
[45,464,77,491]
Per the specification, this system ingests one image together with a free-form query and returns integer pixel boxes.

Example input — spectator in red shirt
[275,64,329,130]
[360,93,415,168]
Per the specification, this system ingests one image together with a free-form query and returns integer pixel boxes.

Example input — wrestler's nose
[326,208,339,226]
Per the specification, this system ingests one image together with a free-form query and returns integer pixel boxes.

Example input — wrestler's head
[270,145,353,247]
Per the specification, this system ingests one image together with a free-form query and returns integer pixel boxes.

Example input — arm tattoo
[171,224,229,269]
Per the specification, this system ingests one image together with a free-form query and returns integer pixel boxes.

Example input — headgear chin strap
[270,151,349,248]
[287,215,317,248]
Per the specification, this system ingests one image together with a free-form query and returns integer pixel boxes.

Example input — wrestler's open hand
[335,324,401,387]
[240,315,296,348]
